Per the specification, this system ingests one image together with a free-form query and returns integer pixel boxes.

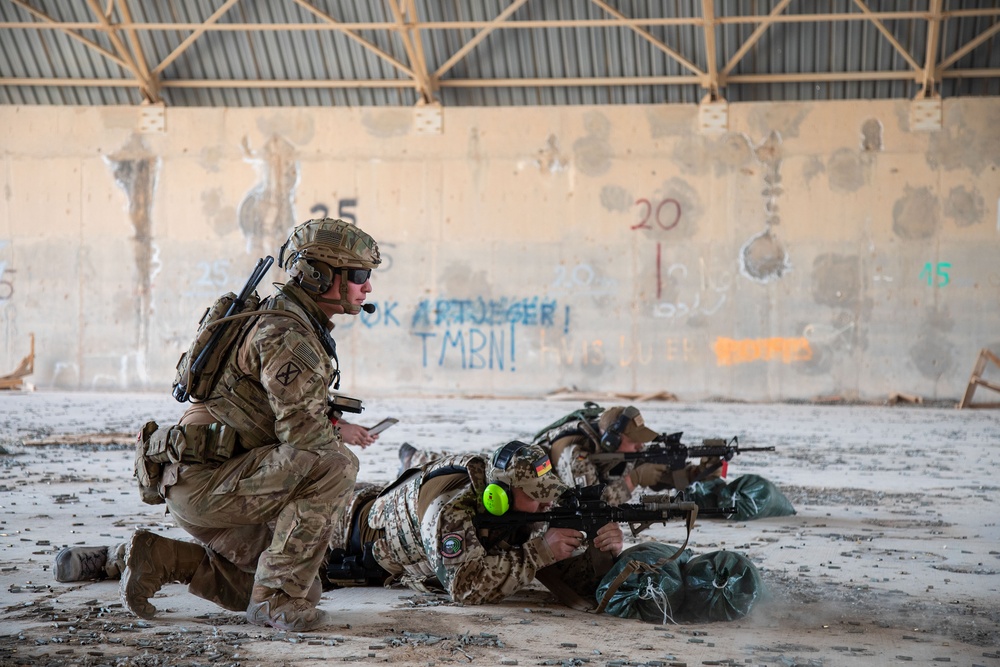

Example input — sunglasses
[345,268,372,285]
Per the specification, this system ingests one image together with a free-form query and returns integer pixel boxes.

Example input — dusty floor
[0,392,998,667]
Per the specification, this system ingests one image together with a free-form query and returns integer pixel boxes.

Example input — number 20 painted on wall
[631,198,681,231]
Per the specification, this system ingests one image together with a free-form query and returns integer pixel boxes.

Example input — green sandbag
[718,474,796,520]
[686,478,728,510]
[595,542,689,624]
[680,550,764,622]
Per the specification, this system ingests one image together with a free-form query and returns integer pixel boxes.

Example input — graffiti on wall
[538,330,698,367]
[411,296,561,371]
[713,337,812,366]
[920,261,951,287]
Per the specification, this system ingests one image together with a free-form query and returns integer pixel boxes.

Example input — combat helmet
[482,441,569,516]
[279,218,381,314]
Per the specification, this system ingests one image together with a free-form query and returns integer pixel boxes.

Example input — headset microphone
[362,303,376,314]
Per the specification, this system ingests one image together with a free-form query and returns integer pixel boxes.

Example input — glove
[689,456,724,482]
[628,463,669,488]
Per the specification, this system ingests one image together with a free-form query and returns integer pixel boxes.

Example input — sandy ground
[0,391,998,667]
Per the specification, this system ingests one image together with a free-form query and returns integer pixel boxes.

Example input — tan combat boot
[246,584,330,632]
[54,543,126,582]
[120,529,205,619]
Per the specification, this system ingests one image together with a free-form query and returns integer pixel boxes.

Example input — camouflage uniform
[157,280,358,609]
[359,447,611,605]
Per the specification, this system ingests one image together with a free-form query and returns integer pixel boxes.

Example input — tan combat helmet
[279,218,381,314]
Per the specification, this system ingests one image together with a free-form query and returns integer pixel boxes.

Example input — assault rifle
[172,256,273,402]
[472,484,733,548]
[591,432,775,481]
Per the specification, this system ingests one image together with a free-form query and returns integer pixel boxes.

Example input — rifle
[472,484,733,548]
[172,256,274,402]
[591,432,775,482]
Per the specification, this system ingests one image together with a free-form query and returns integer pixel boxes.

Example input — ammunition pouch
[134,420,239,505]
[204,364,279,451]
[135,421,165,505]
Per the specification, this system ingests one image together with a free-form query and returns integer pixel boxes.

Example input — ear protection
[600,406,640,452]
[291,256,335,295]
[482,440,529,516]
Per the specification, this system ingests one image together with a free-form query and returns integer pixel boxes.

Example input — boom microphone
[362,303,376,314]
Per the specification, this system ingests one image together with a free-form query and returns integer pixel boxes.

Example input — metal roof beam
[720,0,794,78]
[84,0,160,103]
[290,0,414,79]
[433,0,530,81]
[701,0,720,98]
[386,0,435,102]
[919,0,943,97]
[150,0,242,77]
[590,0,704,77]
[6,0,128,70]
[851,0,921,72]
[938,16,1000,72]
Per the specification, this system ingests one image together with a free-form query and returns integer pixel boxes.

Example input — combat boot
[120,529,205,620]
[246,584,330,632]
[54,544,124,582]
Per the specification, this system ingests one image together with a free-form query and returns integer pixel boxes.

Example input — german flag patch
[533,455,552,477]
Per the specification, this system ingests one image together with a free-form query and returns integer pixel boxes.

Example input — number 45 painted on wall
[920,261,951,287]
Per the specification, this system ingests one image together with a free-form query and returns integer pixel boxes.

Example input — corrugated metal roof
[0,0,997,107]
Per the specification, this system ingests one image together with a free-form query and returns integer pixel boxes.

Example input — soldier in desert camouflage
[398,405,720,507]
[65,218,383,632]
[327,441,625,605]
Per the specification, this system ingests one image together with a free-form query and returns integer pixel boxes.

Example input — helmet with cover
[279,218,381,314]
[482,441,569,516]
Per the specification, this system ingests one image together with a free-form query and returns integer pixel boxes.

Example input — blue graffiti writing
[359,301,401,328]
[412,297,557,328]
[414,324,516,371]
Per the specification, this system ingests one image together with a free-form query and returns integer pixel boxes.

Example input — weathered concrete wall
[1,100,998,401]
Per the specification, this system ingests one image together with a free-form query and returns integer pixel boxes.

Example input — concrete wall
[1,99,998,402]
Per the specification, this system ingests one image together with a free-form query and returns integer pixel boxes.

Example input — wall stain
[802,156,825,184]
[600,185,632,213]
[944,185,985,227]
[828,148,868,192]
[714,133,754,173]
[257,112,316,146]
[926,103,1000,174]
[649,177,702,240]
[104,133,161,379]
[201,187,238,237]
[812,254,862,308]
[671,135,711,176]
[748,104,811,140]
[861,118,883,152]
[892,186,939,240]
[573,111,613,177]
[238,135,299,258]
[361,109,411,138]
[537,134,567,174]
[740,131,789,283]
[645,106,693,138]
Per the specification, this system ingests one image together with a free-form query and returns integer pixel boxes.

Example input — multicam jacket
[202,281,348,456]
[367,454,559,604]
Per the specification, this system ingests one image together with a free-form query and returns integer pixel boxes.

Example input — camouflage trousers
[164,441,359,604]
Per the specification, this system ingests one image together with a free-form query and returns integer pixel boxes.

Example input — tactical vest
[536,418,601,466]
[203,290,326,451]
[368,454,485,587]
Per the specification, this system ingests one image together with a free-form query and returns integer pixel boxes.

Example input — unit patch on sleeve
[275,361,302,386]
[441,533,464,558]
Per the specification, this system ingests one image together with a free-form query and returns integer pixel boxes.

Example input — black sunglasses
[345,268,371,285]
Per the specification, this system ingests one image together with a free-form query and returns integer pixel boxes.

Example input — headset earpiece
[600,406,640,452]
[293,257,334,294]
